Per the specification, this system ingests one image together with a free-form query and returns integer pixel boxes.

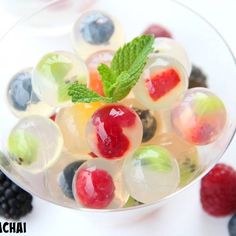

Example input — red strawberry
[145,68,180,101]
[200,163,236,216]
[143,24,172,38]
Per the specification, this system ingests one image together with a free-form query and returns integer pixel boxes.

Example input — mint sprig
[68,35,154,103]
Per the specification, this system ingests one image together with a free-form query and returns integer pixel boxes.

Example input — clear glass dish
[0,0,235,216]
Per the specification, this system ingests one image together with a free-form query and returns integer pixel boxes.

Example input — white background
[0,1,236,235]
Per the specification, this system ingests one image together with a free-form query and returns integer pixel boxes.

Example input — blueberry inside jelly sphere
[73,159,128,209]
[86,104,143,160]
[59,160,85,199]
[133,54,188,110]
[7,116,63,172]
[7,68,54,118]
[32,51,88,107]
[171,88,227,145]
[123,145,180,203]
[79,11,115,45]
[71,10,125,60]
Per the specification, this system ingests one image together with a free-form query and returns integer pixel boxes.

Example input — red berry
[200,163,236,216]
[50,114,56,122]
[143,24,172,38]
[75,168,115,209]
[145,68,181,101]
[92,105,137,159]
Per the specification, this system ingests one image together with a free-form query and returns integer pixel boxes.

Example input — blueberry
[80,11,114,45]
[189,65,208,89]
[59,161,84,199]
[229,215,236,236]
[7,69,40,111]
[133,108,157,143]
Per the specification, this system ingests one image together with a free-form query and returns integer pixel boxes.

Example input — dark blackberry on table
[0,170,33,220]
[189,65,208,88]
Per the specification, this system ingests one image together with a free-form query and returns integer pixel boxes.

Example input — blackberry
[0,170,33,220]
[189,65,208,89]
[133,108,157,143]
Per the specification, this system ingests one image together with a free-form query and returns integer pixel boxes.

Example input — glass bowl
[0,0,236,218]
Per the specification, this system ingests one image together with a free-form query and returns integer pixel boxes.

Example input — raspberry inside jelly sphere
[73,159,128,209]
[86,104,143,159]
[75,168,115,209]
[171,88,227,145]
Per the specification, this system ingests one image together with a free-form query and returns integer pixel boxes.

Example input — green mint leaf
[97,64,116,97]
[111,35,154,77]
[68,83,112,103]
[109,35,154,101]
[69,35,154,104]
[110,72,131,101]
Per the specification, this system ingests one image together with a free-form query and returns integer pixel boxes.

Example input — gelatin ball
[143,24,172,38]
[155,132,199,187]
[73,159,128,209]
[154,38,192,76]
[7,68,54,118]
[123,145,180,203]
[7,116,63,172]
[55,102,104,155]
[86,104,143,160]
[71,10,125,60]
[32,51,88,107]
[86,50,114,96]
[133,54,188,110]
[171,88,227,145]
[121,98,167,142]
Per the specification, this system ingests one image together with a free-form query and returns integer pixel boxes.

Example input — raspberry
[143,24,172,38]
[200,163,236,216]
[75,168,115,209]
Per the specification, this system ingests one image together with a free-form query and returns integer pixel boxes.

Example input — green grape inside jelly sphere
[7,116,63,172]
[32,51,89,107]
[123,145,180,203]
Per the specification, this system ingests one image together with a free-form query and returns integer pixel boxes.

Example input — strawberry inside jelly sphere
[73,159,129,209]
[171,88,227,145]
[133,54,188,111]
[75,168,115,209]
[86,104,143,159]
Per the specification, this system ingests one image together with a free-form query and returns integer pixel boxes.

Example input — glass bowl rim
[0,0,236,213]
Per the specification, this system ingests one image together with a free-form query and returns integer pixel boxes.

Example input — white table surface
[0,1,236,235]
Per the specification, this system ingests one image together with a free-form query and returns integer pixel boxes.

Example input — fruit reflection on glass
[4,9,228,210]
